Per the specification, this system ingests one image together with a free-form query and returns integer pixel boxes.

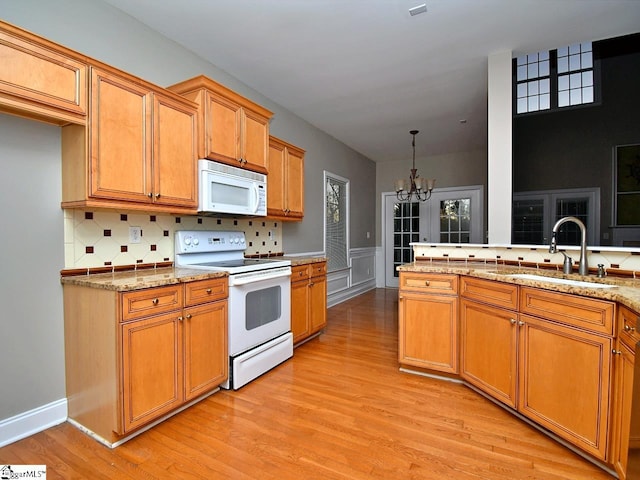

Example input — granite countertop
[283,256,327,266]
[61,267,228,291]
[398,261,640,312]
[61,256,327,292]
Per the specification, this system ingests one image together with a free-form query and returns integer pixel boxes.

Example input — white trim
[323,171,350,272]
[0,398,67,447]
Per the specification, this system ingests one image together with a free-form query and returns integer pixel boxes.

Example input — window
[512,188,600,245]
[514,41,596,115]
[324,172,349,272]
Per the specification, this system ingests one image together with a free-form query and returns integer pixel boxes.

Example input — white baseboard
[327,279,376,307]
[0,398,67,447]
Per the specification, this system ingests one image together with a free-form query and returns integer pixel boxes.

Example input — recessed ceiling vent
[409,3,427,16]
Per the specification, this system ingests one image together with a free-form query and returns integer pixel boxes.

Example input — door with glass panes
[384,187,482,288]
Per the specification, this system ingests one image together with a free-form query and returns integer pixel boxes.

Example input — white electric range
[175,230,292,389]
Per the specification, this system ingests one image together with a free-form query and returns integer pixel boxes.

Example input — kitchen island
[397,260,640,478]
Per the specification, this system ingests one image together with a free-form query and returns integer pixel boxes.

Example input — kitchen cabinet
[291,261,327,345]
[518,287,614,461]
[63,276,227,445]
[0,20,87,125]
[460,277,519,408]
[268,136,305,220]
[398,272,458,374]
[168,75,273,174]
[61,65,198,213]
[611,305,640,479]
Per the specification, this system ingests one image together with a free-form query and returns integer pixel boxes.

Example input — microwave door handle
[252,184,260,214]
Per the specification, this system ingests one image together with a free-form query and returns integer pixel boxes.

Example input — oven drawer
[185,277,228,306]
[121,285,183,322]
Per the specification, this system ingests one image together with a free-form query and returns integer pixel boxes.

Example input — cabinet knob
[152,298,159,305]
[424,280,430,286]
[518,320,525,326]
[155,193,161,199]
[148,192,153,198]
[185,314,192,320]
[510,319,517,325]
[206,288,212,294]
[612,349,622,355]
[624,323,636,333]
[178,316,183,322]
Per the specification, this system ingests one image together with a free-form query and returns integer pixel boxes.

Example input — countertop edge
[398,262,640,312]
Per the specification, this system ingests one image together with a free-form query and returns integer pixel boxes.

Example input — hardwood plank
[0,289,612,479]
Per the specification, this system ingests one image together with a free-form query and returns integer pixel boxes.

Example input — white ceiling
[101,0,640,163]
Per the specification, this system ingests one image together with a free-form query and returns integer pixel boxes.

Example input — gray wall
[0,0,375,425]
[0,114,66,419]
[375,149,488,242]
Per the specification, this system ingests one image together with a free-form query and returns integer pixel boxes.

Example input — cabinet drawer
[520,287,614,335]
[460,276,518,310]
[292,265,310,282]
[400,272,458,295]
[619,305,640,352]
[184,278,228,306]
[310,261,327,277]
[121,285,182,322]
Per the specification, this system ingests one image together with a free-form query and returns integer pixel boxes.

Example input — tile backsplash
[63,209,282,269]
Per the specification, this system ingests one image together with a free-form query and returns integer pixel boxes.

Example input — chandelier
[395,130,435,202]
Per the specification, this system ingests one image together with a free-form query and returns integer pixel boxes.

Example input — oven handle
[228,269,292,286]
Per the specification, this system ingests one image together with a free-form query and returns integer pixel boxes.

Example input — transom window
[514,41,596,115]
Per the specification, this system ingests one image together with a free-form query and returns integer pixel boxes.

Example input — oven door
[227,269,291,356]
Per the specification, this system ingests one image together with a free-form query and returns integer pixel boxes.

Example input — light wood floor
[1,289,613,479]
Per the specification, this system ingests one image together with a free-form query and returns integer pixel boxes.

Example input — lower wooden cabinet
[402,273,624,467]
[291,261,327,345]
[518,313,612,460]
[460,298,518,408]
[611,305,640,479]
[398,272,458,373]
[63,277,227,444]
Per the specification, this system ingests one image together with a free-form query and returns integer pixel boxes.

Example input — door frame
[382,185,484,288]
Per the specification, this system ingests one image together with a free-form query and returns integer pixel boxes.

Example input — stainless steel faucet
[549,216,589,275]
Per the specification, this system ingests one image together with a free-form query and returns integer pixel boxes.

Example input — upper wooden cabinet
[168,75,273,174]
[268,136,305,220]
[0,20,87,125]
[61,66,198,213]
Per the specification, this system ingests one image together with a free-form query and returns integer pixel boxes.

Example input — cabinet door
[241,108,269,173]
[120,312,182,433]
[460,299,518,408]
[0,26,87,124]
[291,279,310,344]
[398,291,458,373]
[309,274,327,334]
[285,146,305,219]
[612,341,635,479]
[518,314,611,460]
[153,93,198,208]
[183,301,228,401]
[205,91,241,165]
[90,68,152,203]
[267,140,287,215]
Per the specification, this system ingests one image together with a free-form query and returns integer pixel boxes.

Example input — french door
[383,186,483,287]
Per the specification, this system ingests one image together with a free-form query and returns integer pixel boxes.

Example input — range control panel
[175,230,246,254]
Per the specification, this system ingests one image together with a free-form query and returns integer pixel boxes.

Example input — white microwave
[198,159,267,216]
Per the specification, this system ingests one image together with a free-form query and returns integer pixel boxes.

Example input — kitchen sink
[507,273,616,289]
